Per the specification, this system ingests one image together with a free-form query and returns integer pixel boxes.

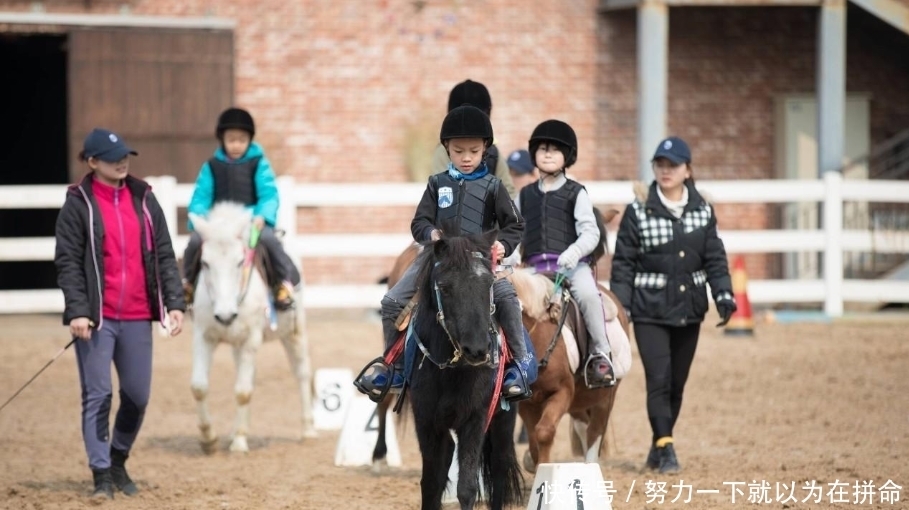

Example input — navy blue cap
[507,149,534,174]
[651,136,691,165]
[82,128,138,162]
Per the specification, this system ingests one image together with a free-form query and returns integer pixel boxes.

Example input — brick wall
[2,0,908,286]
[597,6,909,279]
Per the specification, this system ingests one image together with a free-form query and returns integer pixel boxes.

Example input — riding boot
[273,281,296,311]
[584,334,617,389]
[645,444,660,470]
[91,469,114,500]
[182,279,194,307]
[658,442,681,474]
[495,283,536,402]
[354,311,406,402]
[110,447,138,496]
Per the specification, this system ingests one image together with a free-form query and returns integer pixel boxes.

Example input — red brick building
[1,0,907,289]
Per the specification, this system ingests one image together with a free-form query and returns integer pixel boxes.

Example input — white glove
[557,246,581,270]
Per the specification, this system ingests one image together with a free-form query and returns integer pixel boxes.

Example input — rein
[539,271,571,368]
[411,248,508,433]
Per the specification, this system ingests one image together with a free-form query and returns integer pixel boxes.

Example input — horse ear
[433,237,448,258]
[235,214,252,241]
[190,213,209,238]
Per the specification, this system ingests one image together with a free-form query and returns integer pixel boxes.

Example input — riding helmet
[529,120,578,169]
[447,80,492,114]
[216,107,256,139]
[440,105,494,146]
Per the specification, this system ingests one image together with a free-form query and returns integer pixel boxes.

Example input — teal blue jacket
[187,142,279,230]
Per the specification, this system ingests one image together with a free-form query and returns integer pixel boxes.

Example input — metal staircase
[843,128,909,280]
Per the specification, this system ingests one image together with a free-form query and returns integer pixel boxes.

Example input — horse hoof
[371,458,387,475]
[200,436,219,455]
[523,450,537,473]
[229,437,249,453]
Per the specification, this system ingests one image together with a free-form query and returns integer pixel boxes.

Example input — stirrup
[502,364,532,403]
[353,357,403,403]
[584,352,617,389]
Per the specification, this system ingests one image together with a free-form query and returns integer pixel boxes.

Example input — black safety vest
[209,157,260,206]
[432,172,499,235]
[521,180,584,257]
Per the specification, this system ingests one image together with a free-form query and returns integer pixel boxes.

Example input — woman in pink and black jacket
[54,128,185,501]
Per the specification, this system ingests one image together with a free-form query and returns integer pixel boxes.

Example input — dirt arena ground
[0,310,906,509]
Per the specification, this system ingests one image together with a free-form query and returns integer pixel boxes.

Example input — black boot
[658,443,680,474]
[110,447,138,496]
[645,444,660,470]
[91,468,114,500]
[495,287,534,402]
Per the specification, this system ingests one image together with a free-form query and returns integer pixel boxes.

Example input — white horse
[188,202,316,453]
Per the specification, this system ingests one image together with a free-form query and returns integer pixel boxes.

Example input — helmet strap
[539,167,565,179]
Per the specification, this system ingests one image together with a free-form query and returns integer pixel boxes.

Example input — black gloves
[716,299,737,327]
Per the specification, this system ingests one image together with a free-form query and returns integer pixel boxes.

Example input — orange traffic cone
[724,255,754,337]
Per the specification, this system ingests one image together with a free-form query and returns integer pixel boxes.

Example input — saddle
[540,274,590,371]
[538,271,621,375]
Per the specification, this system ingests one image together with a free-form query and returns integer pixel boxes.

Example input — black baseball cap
[651,136,691,165]
[82,128,138,162]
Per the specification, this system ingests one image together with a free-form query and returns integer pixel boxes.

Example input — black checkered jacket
[610,180,733,327]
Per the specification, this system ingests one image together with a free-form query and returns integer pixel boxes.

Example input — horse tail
[482,407,524,508]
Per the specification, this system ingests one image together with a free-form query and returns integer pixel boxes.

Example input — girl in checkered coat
[610,136,737,475]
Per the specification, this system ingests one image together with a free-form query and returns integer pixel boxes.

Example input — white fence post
[147,176,178,243]
[824,171,844,317]
[277,176,298,262]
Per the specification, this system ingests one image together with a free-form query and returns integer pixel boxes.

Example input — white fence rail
[1,172,908,315]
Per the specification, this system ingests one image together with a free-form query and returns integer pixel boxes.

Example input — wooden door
[67,27,233,183]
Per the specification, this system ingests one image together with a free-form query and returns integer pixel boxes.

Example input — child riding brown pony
[506,208,630,472]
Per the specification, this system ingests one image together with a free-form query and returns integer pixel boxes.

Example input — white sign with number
[313,368,354,430]
[334,394,401,467]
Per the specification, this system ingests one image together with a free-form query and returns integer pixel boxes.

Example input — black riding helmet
[440,105,494,147]
[447,79,492,114]
[529,119,578,169]
[216,107,256,139]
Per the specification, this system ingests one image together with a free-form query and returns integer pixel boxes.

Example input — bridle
[201,244,258,307]
[414,251,497,369]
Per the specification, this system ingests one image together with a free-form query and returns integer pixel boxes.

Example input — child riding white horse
[188,202,315,453]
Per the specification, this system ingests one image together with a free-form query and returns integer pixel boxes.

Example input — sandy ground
[0,310,906,510]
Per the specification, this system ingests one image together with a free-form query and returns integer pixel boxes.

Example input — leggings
[74,319,153,470]
[633,322,701,442]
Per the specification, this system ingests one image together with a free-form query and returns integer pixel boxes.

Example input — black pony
[406,227,523,510]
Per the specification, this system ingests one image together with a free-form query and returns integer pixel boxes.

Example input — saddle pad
[606,317,632,379]
[561,327,580,374]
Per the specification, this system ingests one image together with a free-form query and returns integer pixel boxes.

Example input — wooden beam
[850,0,909,34]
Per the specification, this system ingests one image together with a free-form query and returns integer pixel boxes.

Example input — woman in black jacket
[610,136,737,474]
[54,128,185,500]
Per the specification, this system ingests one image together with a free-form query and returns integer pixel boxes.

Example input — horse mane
[506,269,555,323]
[199,202,252,243]
[414,223,494,296]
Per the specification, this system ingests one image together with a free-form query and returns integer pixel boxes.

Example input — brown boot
[274,282,295,310]
[182,279,194,306]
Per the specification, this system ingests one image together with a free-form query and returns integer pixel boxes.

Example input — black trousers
[634,322,701,442]
[183,227,301,288]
